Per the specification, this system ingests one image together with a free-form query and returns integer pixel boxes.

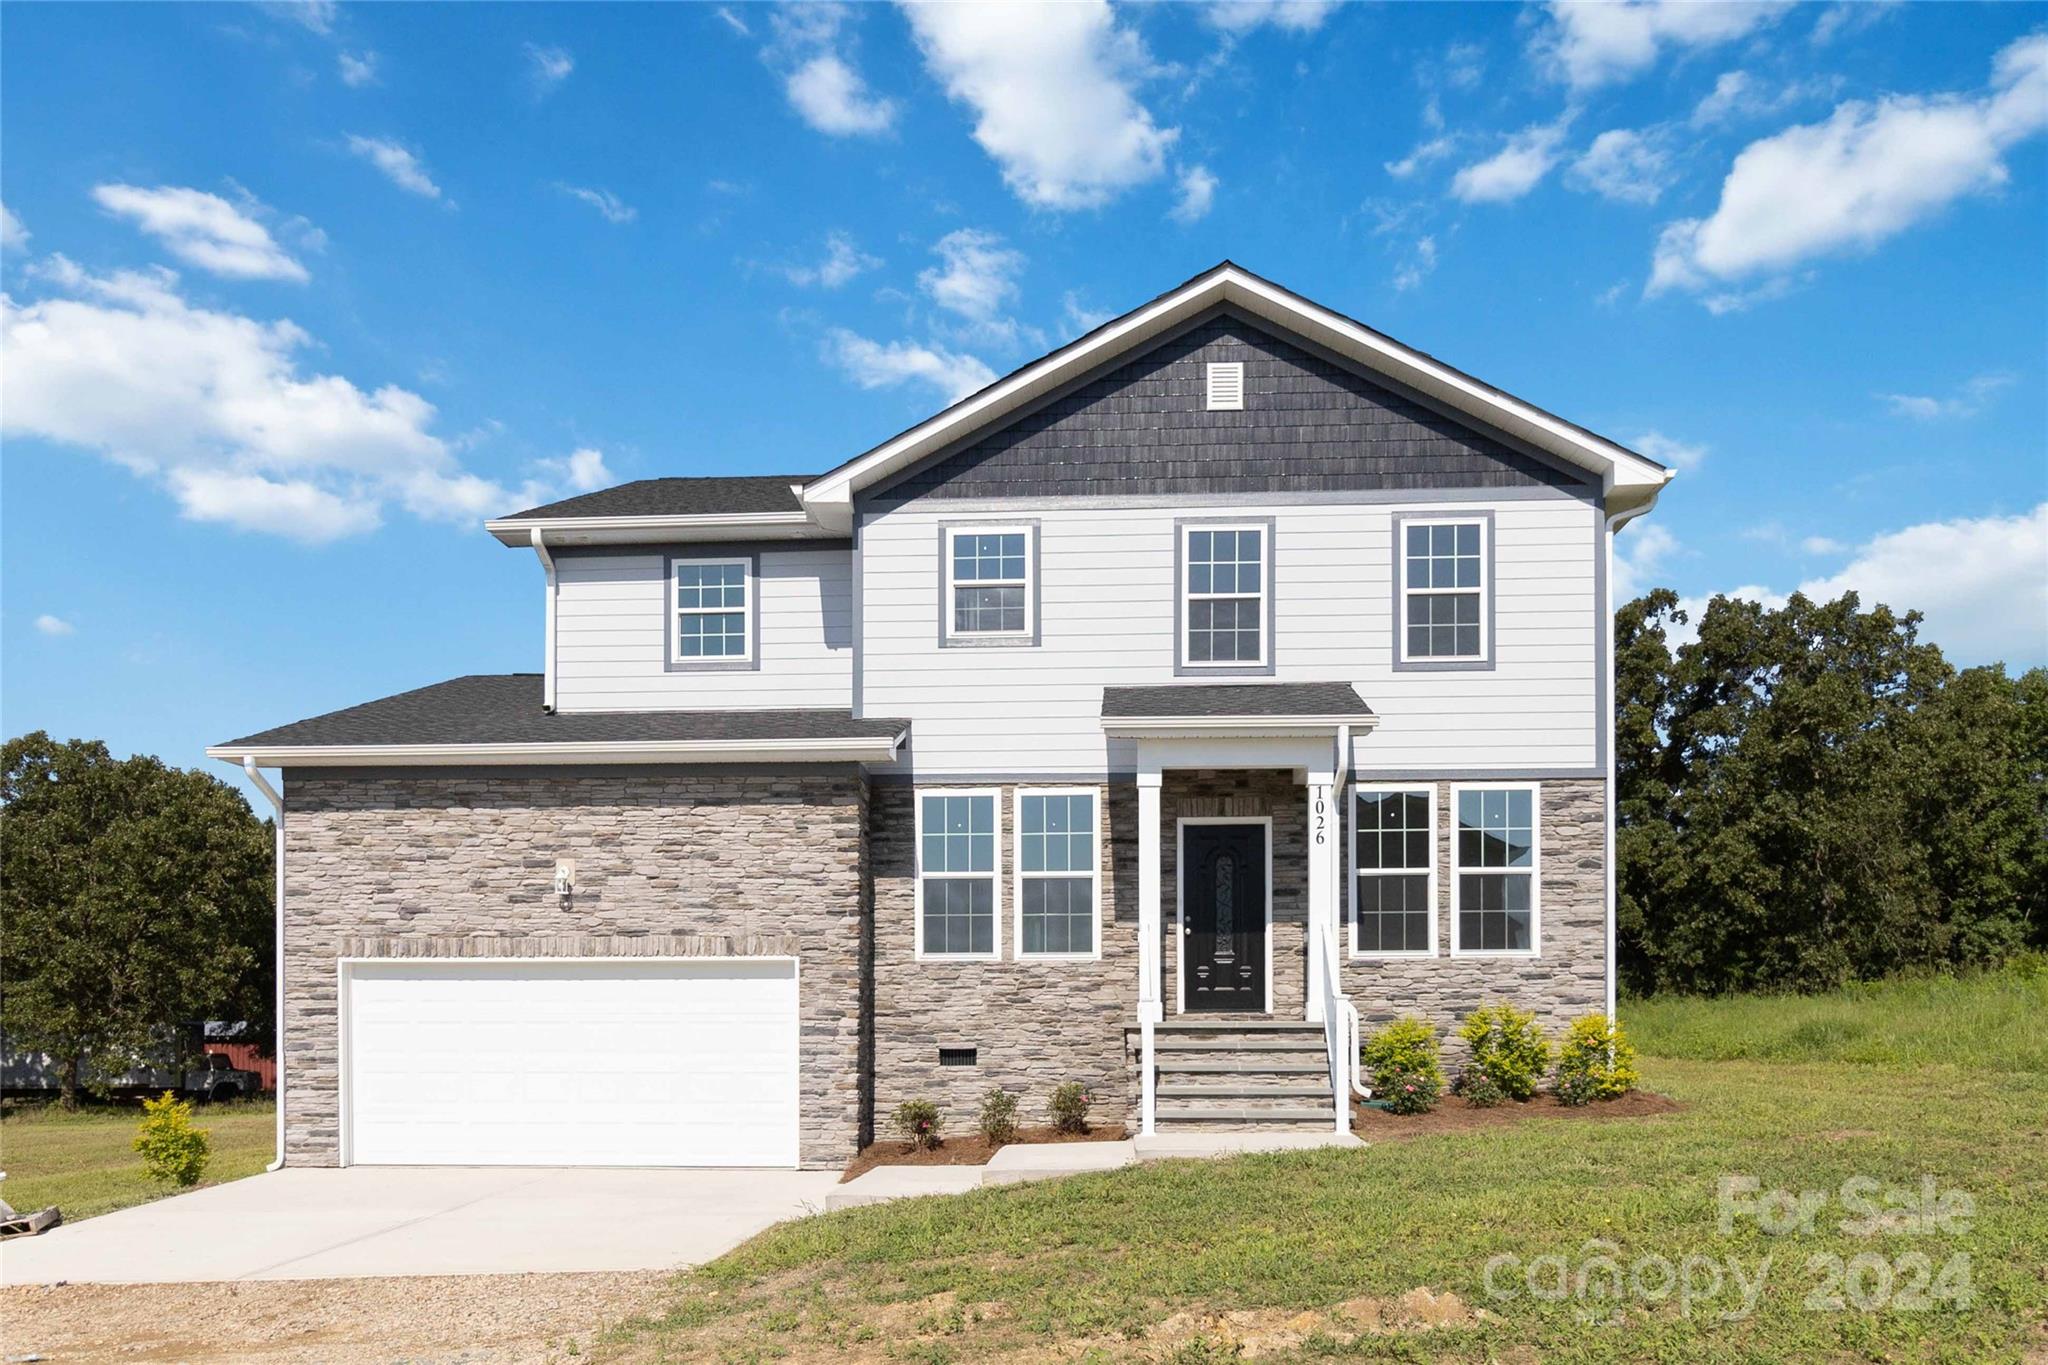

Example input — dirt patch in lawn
[1353,1089,1682,1139]
[2,1270,668,1364]
[839,1124,1128,1182]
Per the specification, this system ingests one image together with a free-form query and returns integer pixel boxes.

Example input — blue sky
[4,0,2045,803]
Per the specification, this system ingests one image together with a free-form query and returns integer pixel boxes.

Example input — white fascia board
[486,511,824,548]
[802,265,1673,522]
[208,735,905,768]
[1102,714,1381,737]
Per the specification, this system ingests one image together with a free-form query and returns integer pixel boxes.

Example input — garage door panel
[344,959,799,1167]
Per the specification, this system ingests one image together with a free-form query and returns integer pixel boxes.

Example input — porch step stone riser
[1157,1061,1328,1076]
[1157,1083,1331,1099]
[1155,1114,1338,1131]
[1153,1039,1325,1054]
[1157,1097,1337,1117]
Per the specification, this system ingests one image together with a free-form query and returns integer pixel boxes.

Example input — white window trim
[1449,781,1541,958]
[1396,517,1489,665]
[1349,782,1439,960]
[670,555,754,665]
[1011,787,1102,962]
[943,524,1035,640]
[913,787,1002,962]
[1178,521,1269,670]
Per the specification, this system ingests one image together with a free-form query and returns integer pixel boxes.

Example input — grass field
[0,1100,275,1222]
[602,967,2048,1363]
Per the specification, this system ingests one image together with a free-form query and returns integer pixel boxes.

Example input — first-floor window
[1352,786,1435,956]
[1016,790,1098,958]
[1453,786,1537,953]
[918,790,998,958]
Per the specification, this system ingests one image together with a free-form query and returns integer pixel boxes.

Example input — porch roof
[1100,681,1374,734]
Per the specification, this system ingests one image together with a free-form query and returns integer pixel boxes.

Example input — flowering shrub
[1457,1002,1552,1101]
[978,1088,1019,1145]
[133,1091,210,1186]
[893,1098,942,1150]
[1459,1068,1507,1108]
[1556,1014,1640,1102]
[1360,1017,1444,1115]
[1049,1081,1091,1133]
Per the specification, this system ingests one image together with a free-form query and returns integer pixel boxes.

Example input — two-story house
[212,263,1672,1171]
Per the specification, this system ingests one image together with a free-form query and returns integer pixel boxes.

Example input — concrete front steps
[1150,1018,1341,1132]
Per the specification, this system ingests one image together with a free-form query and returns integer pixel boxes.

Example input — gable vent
[1205,361,1245,411]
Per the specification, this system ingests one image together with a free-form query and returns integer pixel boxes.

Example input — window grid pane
[1456,788,1534,950]
[920,794,997,955]
[1021,794,1095,954]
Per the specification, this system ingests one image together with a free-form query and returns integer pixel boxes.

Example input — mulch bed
[840,1124,1129,1182]
[1351,1089,1682,1140]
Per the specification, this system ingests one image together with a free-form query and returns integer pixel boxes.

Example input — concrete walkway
[0,1166,843,1285]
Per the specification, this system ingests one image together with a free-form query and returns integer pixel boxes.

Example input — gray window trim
[1174,515,1277,678]
[663,551,761,674]
[937,519,1042,648]
[1391,510,1495,673]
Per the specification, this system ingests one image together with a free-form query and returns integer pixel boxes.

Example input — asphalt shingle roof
[1101,681,1374,719]
[218,675,906,750]
[501,476,814,521]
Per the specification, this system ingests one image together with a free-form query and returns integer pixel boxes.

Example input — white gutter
[530,529,558,714]
[242,757,286,1173]
[485,511,821,547]
[204,734,907,768]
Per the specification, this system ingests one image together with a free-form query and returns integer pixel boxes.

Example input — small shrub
[1360,1017,1445,1115]
[1049,1081,1091,1134]
[1458,1002,1552,1101]
[893,1098,942,1150]
[1458,1069,1507,1108]
[1554,1068,1599,1107]
[1556,1014,1640,1101]
[133,1091,210,1186]
[978,1088,1018,1145]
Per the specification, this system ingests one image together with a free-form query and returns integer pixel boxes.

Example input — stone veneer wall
[870,781,1140,1130]
[1340,779,1606,1062]
[281,767,867,1169]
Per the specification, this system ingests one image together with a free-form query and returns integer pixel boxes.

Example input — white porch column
[1304,757,1336,1023]
[1136,769,1163,1135]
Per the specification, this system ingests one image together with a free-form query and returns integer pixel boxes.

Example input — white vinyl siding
[1014,789,1100,960]
[553,547,851,712]
[859,498,1599,775]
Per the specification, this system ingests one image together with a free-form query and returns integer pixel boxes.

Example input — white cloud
[714,7,750,37]
[770,6,897,136]
[1878,371,2015,420]
[1061,290,1114,337]
[1614,521,1680,600]
[1800,535,1846,555]
[779,230,882,288]
[1568,128,1673,205]
[902,0,1177,210]
[1386,134,1457,180]
[557,184,636,224]
[1,258,593,542]
[337,49,378,87]
[2,202,29,253]
[525,43,573,93]
[1631,430,1708,471]
[1170,164,1218,223]
[92,184,309,283]
[33,614,75,637]
[823,328,996,404]
[1535,1,1790,91]
[264,0,335,36]
[1392,235,1438,292]
[1650,33,2048,299]
[1203,0,1339,34]
[345,135,446,201]
[918,228,1025,322]
[1451,118,1570,203]
[1811,0,1899,47]
[531,446,613,494]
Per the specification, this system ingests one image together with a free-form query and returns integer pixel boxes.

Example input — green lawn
[0,1099,276,1222]
[603,973,2048,1363]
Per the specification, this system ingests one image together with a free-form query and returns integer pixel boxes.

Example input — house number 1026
[1312,790,1329,845]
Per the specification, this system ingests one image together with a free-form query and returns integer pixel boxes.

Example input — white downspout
[531,528,558,714]
[1602,510,1631,1029]
[243,757,286,1172]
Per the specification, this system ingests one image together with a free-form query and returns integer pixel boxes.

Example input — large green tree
[1,733,273,1106]
[1616,590,2045,995]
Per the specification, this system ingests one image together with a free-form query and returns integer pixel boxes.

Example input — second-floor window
[671,557,751,663]
[945,526,1034,640]
[1399,519,1488,663]
[1181,523,1269,669]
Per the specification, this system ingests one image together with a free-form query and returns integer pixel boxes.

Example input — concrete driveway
[0,1165,843,1284]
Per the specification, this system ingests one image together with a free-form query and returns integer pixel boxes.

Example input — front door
[1182,823,1268,1012]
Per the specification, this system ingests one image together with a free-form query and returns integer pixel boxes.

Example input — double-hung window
[1398,518,1488,664]
[1351,786,1436,956]
[1180,523,1269,668]
[944,526,1033,641]
[670,557,752,664]
[1015,790,1098,959]
[916,790,999,959]
[1452,785,1538,954]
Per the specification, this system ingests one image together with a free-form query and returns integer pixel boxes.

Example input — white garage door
[342,958,799,1167]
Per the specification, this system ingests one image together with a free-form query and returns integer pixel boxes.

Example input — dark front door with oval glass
[1182,823,1267,1012]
